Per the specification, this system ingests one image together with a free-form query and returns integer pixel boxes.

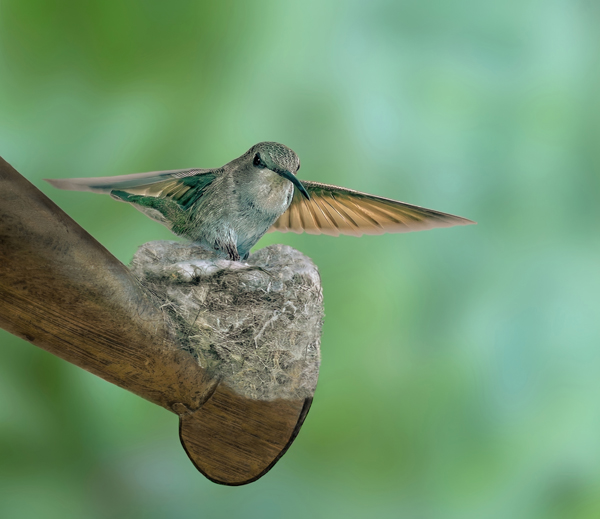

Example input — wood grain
[0,156,314,485]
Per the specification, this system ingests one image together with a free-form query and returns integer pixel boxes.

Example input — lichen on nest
[130,241,323,401]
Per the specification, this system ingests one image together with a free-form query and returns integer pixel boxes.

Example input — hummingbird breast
[242,169,294,215]
[184,169,293,259]
[234,171,294,255]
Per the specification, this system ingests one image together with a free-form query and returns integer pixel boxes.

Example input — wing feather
[310,196,341,236]
[325,195,364,236]
[299,195,321,234]
[45,168,213,193]
[46,168,217,210]
[269,181,474,236]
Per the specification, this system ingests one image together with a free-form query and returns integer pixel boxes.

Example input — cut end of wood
[178,383,312,485]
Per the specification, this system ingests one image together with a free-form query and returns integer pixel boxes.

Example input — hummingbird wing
[46,168,217,210]
[269,181,475,237]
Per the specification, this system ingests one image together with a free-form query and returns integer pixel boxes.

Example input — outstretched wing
[46,168,217,210]
[269,181,475,237]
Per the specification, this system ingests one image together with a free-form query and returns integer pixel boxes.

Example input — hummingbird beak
[277,169,310,200]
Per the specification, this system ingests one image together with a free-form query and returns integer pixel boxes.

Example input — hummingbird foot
[224,242,241,262]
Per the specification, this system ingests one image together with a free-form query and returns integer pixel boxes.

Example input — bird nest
[130,241,323,401]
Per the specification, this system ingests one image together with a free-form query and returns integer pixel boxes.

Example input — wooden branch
[0,156,319,485]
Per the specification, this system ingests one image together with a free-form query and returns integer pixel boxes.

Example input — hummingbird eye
[253,153,265,168]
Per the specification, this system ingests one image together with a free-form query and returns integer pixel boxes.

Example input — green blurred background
[1,0,599,517]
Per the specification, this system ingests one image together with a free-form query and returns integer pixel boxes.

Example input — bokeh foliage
[1,0,599,517]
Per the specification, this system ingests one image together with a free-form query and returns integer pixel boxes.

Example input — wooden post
[0,156,316,485]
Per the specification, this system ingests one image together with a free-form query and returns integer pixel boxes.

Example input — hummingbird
[46,142,474,261]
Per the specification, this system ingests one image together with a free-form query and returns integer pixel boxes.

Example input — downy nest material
[130,241,323,401]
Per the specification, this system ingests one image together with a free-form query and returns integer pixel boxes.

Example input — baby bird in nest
[47,142,474,261]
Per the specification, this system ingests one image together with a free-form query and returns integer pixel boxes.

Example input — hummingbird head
[249,142,310,200]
